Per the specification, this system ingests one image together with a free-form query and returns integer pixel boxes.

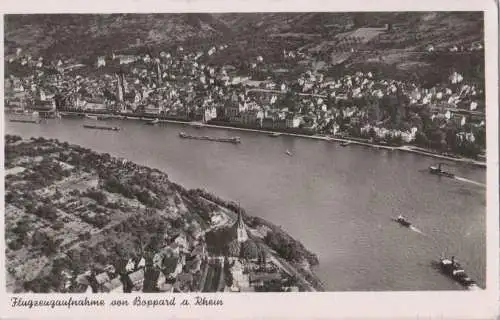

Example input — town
[5,17,486,160]
[5,135,322,293]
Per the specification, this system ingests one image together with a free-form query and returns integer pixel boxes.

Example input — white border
[0,1,498,319]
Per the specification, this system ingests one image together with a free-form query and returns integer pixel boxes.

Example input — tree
[34,204,58,221]
[240,240,260,260]
[227,239,241,257]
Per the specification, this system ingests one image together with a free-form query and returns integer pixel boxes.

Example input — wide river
[5,116,487,291]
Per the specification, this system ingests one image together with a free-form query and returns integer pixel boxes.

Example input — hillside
[5,12,484,84]
[4,135,321,293]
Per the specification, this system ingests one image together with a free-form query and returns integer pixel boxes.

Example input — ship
[10,118,41,124]
[268,132,282,137]
[178,132,240,144]
[60,112,85,118]
[83,124,120,131]
[340,141,351,147]
[392,215,411,227]
[437,257,479,290]
[429,163,455,178]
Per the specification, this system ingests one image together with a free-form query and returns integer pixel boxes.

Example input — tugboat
[429,163,455,178]
[438,256,478,289]
[393,215,411,227]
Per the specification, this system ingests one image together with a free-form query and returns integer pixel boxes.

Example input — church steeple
[236,205,248,243]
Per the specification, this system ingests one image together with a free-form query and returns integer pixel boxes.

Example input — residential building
[285,114,301,128]
[97,56,106,68]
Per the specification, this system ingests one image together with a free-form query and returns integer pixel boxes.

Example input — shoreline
[24,111,488,168]
[6,135,324,292]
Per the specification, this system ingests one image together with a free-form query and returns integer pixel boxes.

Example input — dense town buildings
[5,30,486,158]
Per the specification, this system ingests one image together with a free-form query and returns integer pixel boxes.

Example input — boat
[285,150,293,156]
[189,121,204,128]
[83,124,120,131]
[60,112,85,118]
[86,115,98,120]
[97,115,111,120]
[10,118,41,124]
[393,215,411,227]
[145,118,160,125]
[268,132,282,137]
[438,257,478,289]
[429,163,455,178]
[340,141,351,147]
[178,132,240,144]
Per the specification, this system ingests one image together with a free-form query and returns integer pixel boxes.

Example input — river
[5,116,487,291]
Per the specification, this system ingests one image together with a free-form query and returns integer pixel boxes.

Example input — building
[285,114,301,128]
[83,98,107,112]
[235,209,248,243]
[116,74,124,102]
[97,56,106,68]
[144,103,162,115]
[261,118,274,130]
[273,119,287,130]
[229,259,250,291]
[241,110,260,126]
[33,99,56,111]
[204,106,217,122]
[249,272,282,287]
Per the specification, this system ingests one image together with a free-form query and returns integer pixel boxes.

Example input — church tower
[116,73,124,102]
[236,208,248,243]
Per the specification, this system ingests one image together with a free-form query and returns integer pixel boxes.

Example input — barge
[10,119,41,124]
[83,124,120,131]
[179,132,240,144]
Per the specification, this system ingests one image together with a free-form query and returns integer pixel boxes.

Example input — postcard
[1,0,498,319]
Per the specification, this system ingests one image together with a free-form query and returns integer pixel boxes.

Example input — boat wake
[409,226,426,236]
[454,176,485,188]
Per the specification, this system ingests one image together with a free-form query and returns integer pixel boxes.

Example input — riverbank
[56,111,487,168]
[5,134,323,292]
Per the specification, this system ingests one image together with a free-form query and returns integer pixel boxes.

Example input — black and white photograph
[1,2,499,318]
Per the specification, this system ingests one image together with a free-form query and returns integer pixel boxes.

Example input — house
[175,234,189,251]
[249,272,282,287]
[241,110,260,126]
[273,119,287,130]
[33,100,56,111]
[100,276,122,293]
[83,99,107,112]
[97,56,106,68]
[117,55,137,65]
[230,260,250,290]
[144,103,162,115]
[204,106,217,122]
[175,272,193,292]
[261,118,274,130]
[285,114,301,128]
[128,269,145,288]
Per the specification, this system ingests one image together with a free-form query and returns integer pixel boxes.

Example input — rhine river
[5,116,487,291]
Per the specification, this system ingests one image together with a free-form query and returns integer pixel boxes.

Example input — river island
[5,134,323,293]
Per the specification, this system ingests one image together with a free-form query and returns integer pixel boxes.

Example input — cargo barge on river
[179,132,241,144]
[83,124,120,131]
[10,119,41,124]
